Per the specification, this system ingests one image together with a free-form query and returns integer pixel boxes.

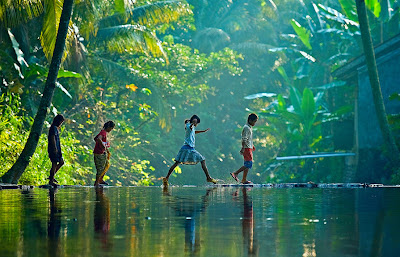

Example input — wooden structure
[333,34,400,182]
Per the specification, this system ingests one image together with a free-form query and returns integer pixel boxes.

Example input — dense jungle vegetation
[1,0,400,185]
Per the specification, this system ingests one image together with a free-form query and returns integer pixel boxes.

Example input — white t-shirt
[242,123,253,148]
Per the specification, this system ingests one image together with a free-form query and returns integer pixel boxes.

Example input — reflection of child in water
[233,188,258,255]
[94,187,112,250]
[48,188,62,256]
[163,187,215,255]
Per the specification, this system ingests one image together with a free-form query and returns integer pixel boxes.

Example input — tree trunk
[355,0,400,168]
[1,0,74,184]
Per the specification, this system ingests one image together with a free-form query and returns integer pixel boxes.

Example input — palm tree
[1,0,74,184]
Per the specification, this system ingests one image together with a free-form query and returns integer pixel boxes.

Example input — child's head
[247,113,258,126]
[190,115,200,126]
[52,114,64,127]
[103,121,115,132]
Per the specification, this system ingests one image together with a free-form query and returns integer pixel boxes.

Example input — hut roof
[333,34,400,80]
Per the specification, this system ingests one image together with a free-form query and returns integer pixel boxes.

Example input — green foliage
[0,94,92,185]
[290,19,312,50]
[2,0,400,185]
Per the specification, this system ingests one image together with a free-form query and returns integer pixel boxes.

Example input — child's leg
[54,159,65,175]
[241,168,250,182]
[165,161,180,180]
[201,161,216,184]
[99,159,110,182]
[200,160,212,180]
[49,161,58,184]
[163,161,179,186]
[233,166,247,176]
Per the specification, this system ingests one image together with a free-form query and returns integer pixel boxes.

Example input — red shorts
[243,148,253,161]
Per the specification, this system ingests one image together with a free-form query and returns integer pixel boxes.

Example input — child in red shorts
[231,113,258,184]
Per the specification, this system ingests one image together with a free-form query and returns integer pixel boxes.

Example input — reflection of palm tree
[94,187,112,251]
[47,188,62,257]
[162,187,215,255]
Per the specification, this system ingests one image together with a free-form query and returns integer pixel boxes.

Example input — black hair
[190,115,200,124]
[247,113,258,123]
[103,121,115,129]
[51,114,64,127]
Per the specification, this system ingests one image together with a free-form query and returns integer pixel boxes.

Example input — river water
[0,186,399,256]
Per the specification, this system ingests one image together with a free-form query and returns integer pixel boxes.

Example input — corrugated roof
[333,34,400,79]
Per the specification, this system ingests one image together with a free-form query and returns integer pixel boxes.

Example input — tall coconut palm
[1,0,74,184]
[1,0,192,183]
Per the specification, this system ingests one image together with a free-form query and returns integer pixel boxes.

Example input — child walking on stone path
[93,121,115,186]
[231,113,258,184]
[48,114,65,186]
[163,115,217,186]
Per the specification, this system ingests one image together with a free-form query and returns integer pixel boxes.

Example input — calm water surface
[0,186,399,257]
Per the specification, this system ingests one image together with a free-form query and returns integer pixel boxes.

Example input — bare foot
[207,178,217,184]
[162,177,169,187]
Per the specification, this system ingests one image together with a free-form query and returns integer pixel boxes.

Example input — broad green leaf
[365,0,381,17]
[338,0,358,22]
[57,70,83,78]
[115,0,126,14]
[301,88,316,132]
[318,4,359,27]
[289,86,302,114]
[290,19,312,50]
[277,66,290,84]
[277,94,286,111]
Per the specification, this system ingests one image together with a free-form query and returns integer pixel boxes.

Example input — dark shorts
[49,153,63,163]
[244,161,253,169]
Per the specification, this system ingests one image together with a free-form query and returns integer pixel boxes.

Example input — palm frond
[0,0,43,28]
[40,0,65,61]
[96,24,168,60]
[73,0,110,38]
[99,1,192,28]
[88,55,140,80]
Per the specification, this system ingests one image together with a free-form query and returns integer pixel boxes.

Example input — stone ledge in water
[0,183,34,190]
[211,183,400,188]
[39,184,65,189]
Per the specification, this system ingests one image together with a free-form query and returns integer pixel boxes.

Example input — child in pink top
[93,121,115,186]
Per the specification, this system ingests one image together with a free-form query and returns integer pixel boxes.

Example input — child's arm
[240,141,246,154]
[195,128,210,134]
[96,135,106,151]
[50,134,58,154]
